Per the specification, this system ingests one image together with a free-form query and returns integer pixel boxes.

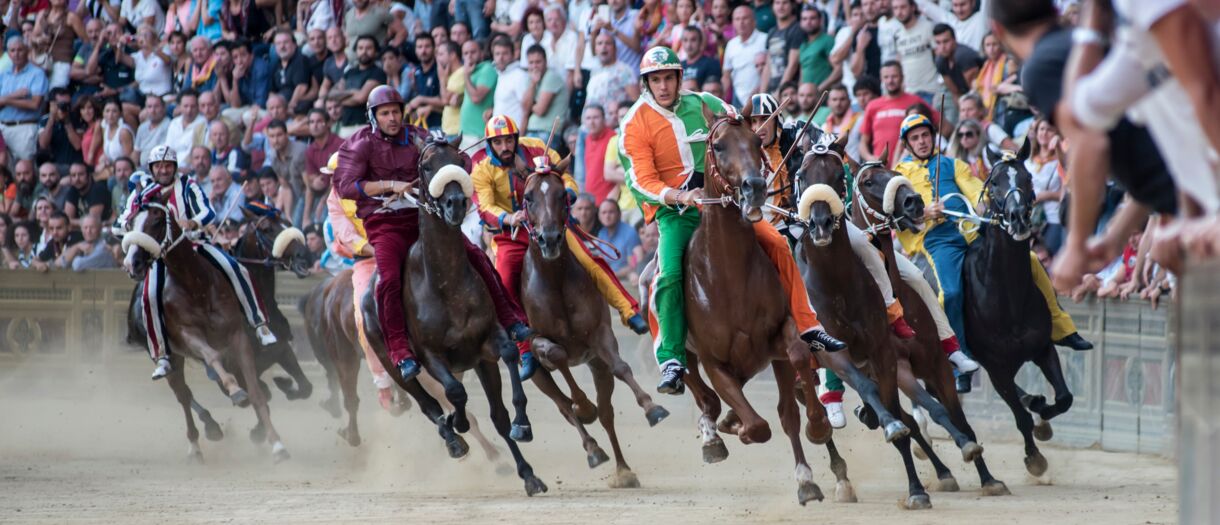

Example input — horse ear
[701,102,717,126]
[1016,135,1032,162]
[554,154,573,175]
[832,132,849,154]
[741,97,754,120]
[984,143,1002,167]
[879,143,891,169]
[240,206,257,221]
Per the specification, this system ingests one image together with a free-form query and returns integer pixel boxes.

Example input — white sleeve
[985,122,1008,148]
[1115,0,1186,32]
[1070,43,1155,132]
[913,0,948,23]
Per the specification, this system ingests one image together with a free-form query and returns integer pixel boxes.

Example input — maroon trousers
[364,213,526,365]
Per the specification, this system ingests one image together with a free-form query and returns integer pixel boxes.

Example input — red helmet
[366,85,405,130]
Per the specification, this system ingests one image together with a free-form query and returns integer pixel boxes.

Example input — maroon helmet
[366,85,405,131]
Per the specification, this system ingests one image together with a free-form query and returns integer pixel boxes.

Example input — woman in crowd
[91,99,135,170]
[519,6,548,68]
[32,0,86,88]
[1025,118,1066,258]
[972,33,1021,122]
[5,222,39,270]
[948,119,988,180]
[75,96,103,169]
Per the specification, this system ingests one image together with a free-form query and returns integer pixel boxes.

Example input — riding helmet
[147,145,177,169]
[366,85,406,132]
[750,93,780,117]
[484,115,520,140]
[639,46,683,77]
[899,114,935,142]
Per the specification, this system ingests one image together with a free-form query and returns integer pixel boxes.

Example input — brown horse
[362,136,546,496]
[850,157,1010,496]
[665,105,828,505]
[122,195,289,462]
[518,159,668,488]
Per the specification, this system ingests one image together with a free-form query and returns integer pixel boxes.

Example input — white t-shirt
[1025,158,1062,225]
[572,0,600,72]
[493,63,531,128]
[877,16,901,63]
[914,0,987,51]
[121,0,165,31]
[724,30,768,105]
[985,121,1010,150]
[833,26,856,102]
[132,49,172,97]
[891,17,939,95]
[548,28,580,72]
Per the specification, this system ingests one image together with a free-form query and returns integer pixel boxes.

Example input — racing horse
[363,136,547,496]
[849,152,1010,496]
[518,156,669,488]
[650,104,829,505]
[121,193,289,462]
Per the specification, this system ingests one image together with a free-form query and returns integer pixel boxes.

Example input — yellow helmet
[320,152,340,175]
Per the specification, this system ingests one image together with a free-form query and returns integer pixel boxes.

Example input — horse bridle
[138,202,192,261]
[938,157,1031,237]
[690,115,746,209]
[233,215,295,269]
[852,160,900,237]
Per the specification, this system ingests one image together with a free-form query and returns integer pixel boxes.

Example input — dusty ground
[0,347,1175,525]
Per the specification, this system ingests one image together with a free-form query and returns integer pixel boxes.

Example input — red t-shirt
[860,93,939,160]
[582,128,616,204]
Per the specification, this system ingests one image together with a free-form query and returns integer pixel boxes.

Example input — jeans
[453,0,490,39]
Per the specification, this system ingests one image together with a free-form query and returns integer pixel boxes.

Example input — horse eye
[712,143,724,152]
[863,179,873,186]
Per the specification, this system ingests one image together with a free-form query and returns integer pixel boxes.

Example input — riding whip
[778,90,829,173]
[931,93,946,204]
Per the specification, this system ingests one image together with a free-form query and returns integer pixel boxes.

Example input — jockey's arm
[471,161,514,230]
[183,179,218,230]
[953,158,983,205]
[333,139,374,200]
[622,117,684,207]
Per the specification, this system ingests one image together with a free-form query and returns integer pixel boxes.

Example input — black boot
[1054,332,1094,351]
[955,372,973,393]
[657,363,686,395]
[398,358,421,381]
[801,329,848,352]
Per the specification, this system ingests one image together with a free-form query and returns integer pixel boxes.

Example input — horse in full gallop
[362,136,547,496]
[121,194,289,462]
[518,157,669,488]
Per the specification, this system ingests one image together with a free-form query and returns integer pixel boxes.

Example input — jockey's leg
[463,236,528,333]
[1030,251,1077,341]
[492,232,530,309]
[145,261,173,379]
[895,251,957,346]
[351,258,394,393]
[921,229,974,386]
[363,214,420,369]
[563,229,640,323]
[196,244,275,343]
[651,208,699,370]
[846,222,912,337]
[751,220,823,334]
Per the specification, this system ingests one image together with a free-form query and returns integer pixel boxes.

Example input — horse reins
[687,115,746,210]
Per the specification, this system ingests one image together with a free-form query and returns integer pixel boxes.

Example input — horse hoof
[230,389,250,407]
[797,481,825,506]
[912,444,928,461]
[902,493,932,510]
[587,447,610,469]
[883,421,910,442]
[510,424,533,443]
[835,480,857,503]
[249,424,267,444]
[338,427,361,447]
[702,438,729,464]
[320,398,342,418]
[1033,419,1054,442]
[445,435,470,459]
[271,442,290,463]
[645,406,670,427]
[981,480,1011,496]
[524,475,549,497]
[961,441,984,462]
[203,421,224,442]
[574,401,598,425]
[448,413,471,434]
[854,404,879,429]
[609,468,641,489]
[926,476,959,492]
[805,420,832,445]
[1025,452,1048,477]
[187,444,203,464]
[717,410,742,435]
[1021,394,1048,413]
[741,422,772,444]
[272,377,297,400]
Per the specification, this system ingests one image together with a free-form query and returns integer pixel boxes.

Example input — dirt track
[0,349,1175,525]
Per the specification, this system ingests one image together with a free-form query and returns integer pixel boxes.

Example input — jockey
[620,46,847,395]
[320,152,397,411]
[332,85,538,383]
[893,114,1093,392]
[471,114,650,347]
[120,145,278,380]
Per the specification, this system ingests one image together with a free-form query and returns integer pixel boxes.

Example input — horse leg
[557,365,598,426]
[683,352,727,463]
[273,343,313,401]
[875,356,931,509]
[772,360,824,505]
[493,333,533,442]
[318,353,343,418]
[184,331,248,406]
[231,331,289,462]
[824,438,857,503]
[822,352,908,441]
[703,360,770,445]
[189,398,224,441]
[590,359,639,488]
[421,356,471,435]
[402,373,470,459]
[896,357,981,462]
[472,358,548,496]
[336,342,362,447]
[991,373,1047,477]
[598,330,669,427]
[533,367,608,469]
[1032,345,1074,423]
[785,332,829,444]
[906,422,959,492]
[166,356,202,462]
[924,369,1010,496]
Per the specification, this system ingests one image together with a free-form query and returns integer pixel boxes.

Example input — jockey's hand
[676,189,703,207]
[505,210,527,227]
[358,244,375,257]
[177,219,197,231]
[923,201,944,221]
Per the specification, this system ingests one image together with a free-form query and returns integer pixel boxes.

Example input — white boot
[948,350,980,373]
[824,401,846,429]
[151,357,172,380]
[256,325,278,346]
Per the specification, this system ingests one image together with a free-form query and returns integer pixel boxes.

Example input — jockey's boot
[948,350,980,374]
[657,362,686,395]
[801,329,848,353]
[890,317,916,339]
[627,313,649,335]
[256,324,278,346]
[955,372,973,394]
[1055,332,1094,351]
[151,357,172,380]
[824,401,846,429]
[507,322,535,343]
[518,349,539,381]
[377,388,394,411]
[398,358,421,381]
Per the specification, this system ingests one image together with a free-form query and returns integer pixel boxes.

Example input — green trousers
[649,207,701,369]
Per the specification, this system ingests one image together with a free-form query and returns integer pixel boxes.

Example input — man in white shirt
[120,0,164,32]
[723,5,769,107]
[890,0,940,101]
[163,89,206,166]
[914,0,988,51]
[490,35,531,129]
[134,93,169,168]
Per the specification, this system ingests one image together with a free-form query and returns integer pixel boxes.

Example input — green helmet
[639,46,683,77]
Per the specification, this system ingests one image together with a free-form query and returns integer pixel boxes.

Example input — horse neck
[975,225,1033,287]
[239,234,276,289]
[699,203,756,249]
[871,230,903,286]
[162,241,210,286]
[800,220,853,266]
[417,209,467,268]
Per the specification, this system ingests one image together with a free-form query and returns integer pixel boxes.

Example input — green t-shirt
[812,106,831,126]
[526,69,569,133]
[799,33,835,86]
[460,61,498,137]
[754,5,776,33]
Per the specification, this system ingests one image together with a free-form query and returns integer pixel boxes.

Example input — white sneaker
[948,350,980,374]
[824,402,846,429]
[256,325,278,346]
[151,357,172,380]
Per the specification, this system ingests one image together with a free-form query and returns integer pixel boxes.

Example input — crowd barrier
[1177,260,1217,524]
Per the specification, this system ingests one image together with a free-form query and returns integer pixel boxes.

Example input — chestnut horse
[518,159,669,488]
[657,105,829,505]
[363,136,546,496]
[122,195,289,462]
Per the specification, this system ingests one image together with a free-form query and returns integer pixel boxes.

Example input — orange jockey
[472,115,650,339]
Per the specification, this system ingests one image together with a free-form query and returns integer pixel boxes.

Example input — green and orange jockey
[619,46,847,395]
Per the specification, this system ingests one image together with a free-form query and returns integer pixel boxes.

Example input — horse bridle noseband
[233,215,296,269]
[852,160,899,237]
[689,115,747,210]
[939,157,1031,237]
[139,202,192,260]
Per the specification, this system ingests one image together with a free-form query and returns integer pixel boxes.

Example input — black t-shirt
[272,52,312,101]
[854,25,882,79]
[65,182,113,220]
[37,115,85,166]
[682,56,722,88]
[935,44,983,95]
[37,231,84,262]
[767,21,805,91]
[339,65,388,127]
[321,54,347,87]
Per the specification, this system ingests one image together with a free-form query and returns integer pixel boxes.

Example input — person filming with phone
[37,87,85,171]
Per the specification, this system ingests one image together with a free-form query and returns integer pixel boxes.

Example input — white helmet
[148,145,177,168]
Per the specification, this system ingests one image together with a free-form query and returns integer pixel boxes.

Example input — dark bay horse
[364,136,546,496]
[122,196,289,462]
[518,159,668,488]
[847,152,1010,497]
[665,104,829,505]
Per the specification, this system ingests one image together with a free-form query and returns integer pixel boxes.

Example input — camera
[57,102,68,112]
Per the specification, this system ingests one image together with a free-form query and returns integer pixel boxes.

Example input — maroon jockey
[332,85,540,381]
